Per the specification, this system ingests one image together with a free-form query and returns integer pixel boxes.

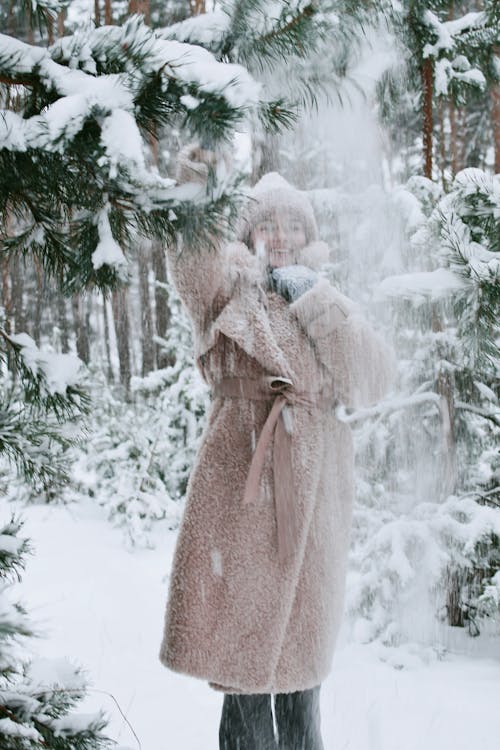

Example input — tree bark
[190,0,206,14]
[111,287,131,392]
[422,57,434,179]
[57,9,66,37]
[102,293,114,382]
[33,259,44,346]
[446,568,465,627]
[10,254,25,333]
[449,99,458,177]
[491,81,500,175]
[138,243,156,375]
[56,291,70,353]
[104,0,112,25]
[46,14,54,44]
[438,98,447,188]
[152,242,174,368]
[1,257,12,334]
[94,0,101,27]
[431,305,457,498]
[72,293,90,364]
[128,0,149,24]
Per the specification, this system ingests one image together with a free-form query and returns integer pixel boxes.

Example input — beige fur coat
[159,239,394,694]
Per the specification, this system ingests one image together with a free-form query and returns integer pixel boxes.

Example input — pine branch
[455,401,500,427]
[0,518,31,582]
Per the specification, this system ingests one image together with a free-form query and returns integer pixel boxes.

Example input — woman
[159,147,394,749]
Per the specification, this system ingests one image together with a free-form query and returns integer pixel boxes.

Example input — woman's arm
[165,146,230,329]
[290,278,396,408]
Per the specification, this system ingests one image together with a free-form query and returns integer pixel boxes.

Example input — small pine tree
[0,517,113,749]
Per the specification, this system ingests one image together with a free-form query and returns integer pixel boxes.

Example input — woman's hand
[176,143,232,187]
[270,265,318,303]
[176,144,218,185]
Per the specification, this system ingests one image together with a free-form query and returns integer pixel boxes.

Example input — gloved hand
[176,144,216,185]
[176,143,232,186]
[270,265,318,303]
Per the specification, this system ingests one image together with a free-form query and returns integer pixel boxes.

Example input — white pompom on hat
[238,172,319,248]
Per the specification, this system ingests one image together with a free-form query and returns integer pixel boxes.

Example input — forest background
[0,1,499,748]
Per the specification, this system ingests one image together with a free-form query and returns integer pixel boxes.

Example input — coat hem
[160,649,330,695]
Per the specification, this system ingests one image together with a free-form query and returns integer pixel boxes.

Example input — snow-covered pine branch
[0,328,87,493]
[421,7,497,99]
[0,13,274,292]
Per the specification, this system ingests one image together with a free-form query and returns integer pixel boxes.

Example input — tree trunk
[46,14,54,44]
[128,0,149,24]
[422,57,434,179]
[446,568,465,627]
[491,81,500,175]
[431,305,457,498]
[56,291,70,352]
[190,0,206,13]
[33,259,44,346]
[1,256,15,371]
[57,9,66,36]
[1,256,12,333]
[94,0,101,27]
[138,243,155,375]
[10,254,25,333]
[438,98,446,188]
[152,241,174,368]
[102,293,114,382]
[72,293,90,364]
[111,287,131,392]
[104,0,112,25]
[449,99,458,177]
[458,105,468,170]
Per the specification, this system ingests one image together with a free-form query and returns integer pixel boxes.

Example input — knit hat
[238,172,319,249]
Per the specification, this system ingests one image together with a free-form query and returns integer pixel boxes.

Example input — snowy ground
[10,500,500,750]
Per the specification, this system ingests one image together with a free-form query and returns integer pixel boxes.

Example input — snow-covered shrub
[346,168,499,643]
[0,517,112,750]
[348,494,500,643]
[70,291,209,547]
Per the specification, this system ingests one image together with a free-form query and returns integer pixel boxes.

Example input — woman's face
[251,210,307,268]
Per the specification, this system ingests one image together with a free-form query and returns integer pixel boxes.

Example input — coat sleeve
[166,241,228,330]
[165,145,233,330]
[290,278,396,409]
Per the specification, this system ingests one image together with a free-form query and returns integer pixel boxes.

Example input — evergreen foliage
[0,517,113,750]
[0,327,87,492]
[0,1,322,492]
[377,0,499,180]
[66,289,209,547]
[348,168,499,641]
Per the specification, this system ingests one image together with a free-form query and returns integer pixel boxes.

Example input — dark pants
[219,685,324,750]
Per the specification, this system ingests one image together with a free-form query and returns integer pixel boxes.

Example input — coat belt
[213,376,331,564]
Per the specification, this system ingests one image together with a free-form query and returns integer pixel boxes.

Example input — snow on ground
[10,500,500,750]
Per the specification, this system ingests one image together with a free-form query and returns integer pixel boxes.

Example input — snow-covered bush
[346,168,499,643]
[70,291,208,547]
[0,517,112,749]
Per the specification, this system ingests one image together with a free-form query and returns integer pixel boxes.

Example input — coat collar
[195,242,295,380]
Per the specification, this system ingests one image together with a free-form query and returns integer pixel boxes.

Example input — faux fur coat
[159,239,394,694]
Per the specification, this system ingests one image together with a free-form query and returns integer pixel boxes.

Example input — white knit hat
[238,172,319,248]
